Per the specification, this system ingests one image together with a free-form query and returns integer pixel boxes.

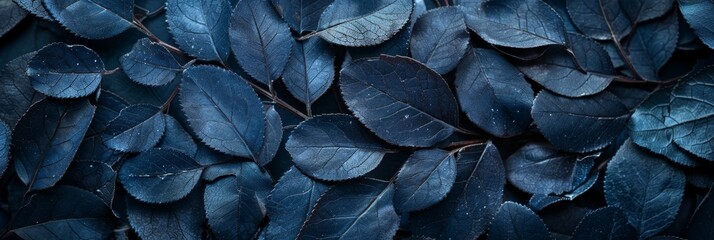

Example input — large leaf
[620,0,674,24]
[11,186,112,239]
[410,7,469,74]
[283,38,335,107]
[126,187,204,240]
[102,104,166,152]
[394,149,456,213]
[28,43,103,99]
[505,142,596,195]
[0,0,26,37]
[14,0,51,20]
[13,98,95,192]
[298,179,399,240]
[604,140,685,238]
[310,0,412,46]
[532,90,629,152]
[409,142,505,239]
[627,12,678,81]
[43,0,133,39]
[120,38,185,86]
[567,0,632,40]
[271,0,334,33]
[262,167,329,240]
[455,48,534,137]
[229,0,293,85]
[489,202,552,240]
[166,0,231,62]
[119,148,203,203]
[571,207,637,240]
[678,0,714,49]
[464,0,566,48]
[340,55,460,147]
[204,161,272,240]
[286,114,387,181]
[179,65,265,159]
[0,52,41,127]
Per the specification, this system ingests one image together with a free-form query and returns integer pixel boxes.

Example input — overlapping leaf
[627,12,679,81]
[271,0,334,33]
[310,0,412,46]
[282,38,335,106]
[44,0,133,39]
[410,7,469,74]
[102,105,166,153]
[489,202,552,240]
[394,149,456,212]
[120,38,185,86]
[572,207,637,240]
[0,52,41,127]
[126,187,205,240]
[119,148,203,203]
[567,0,632,40]
[28,43,103,98]
[679,0,714,49]
[0,0,26,37]
[14,0,51,20]
[166,0,231,62]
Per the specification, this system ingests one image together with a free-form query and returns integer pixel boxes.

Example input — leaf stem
[102,67,120,75]
[132,17,184,54]
[298,31,319,41]
[244,80,309,119]
[160,85,181,113]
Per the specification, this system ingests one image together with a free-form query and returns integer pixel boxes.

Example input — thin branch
[103,67,120,75]
[160,85,181,113]
[132,17,183,54]
[244,80,309,119]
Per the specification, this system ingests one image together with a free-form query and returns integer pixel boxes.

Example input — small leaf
[256,105,282,166]
[43,0,133,39]
[410,7,470,74]
[298,179,399,240]
[158,115,198,156]
[262,167,329,240]
[286,114,387,181]
[271,0,334,33]
[102,105,166,153]
[311,0,412,46]
[0,0,27,37]
[119,148,203,203]
[282,37,335,106]
[0,52,40,127]
[28,43,103,99]
[166,0,231,62]
[619,0,674,24]
[567,0,632,40]
[572,207,637,240]
[409,143,505,239]
[627,12,679,81]
[61,161,116,207]
[489,202,552,240]
[120,38,185,86]
[179,65,265,159]
[532,90,629,152]
[11,186,112,239]
[230,0,293,85]
[464,0,566,48]
[13,98,95,192]
[126,186,204,240]
[455,48,534,137]
[0,121,9,178]
[394,149,456,212]
[14,0,51,20]
[340,55,460,147]
[605,140,685,238]
[204,161,272,240]
[679,0,714,49]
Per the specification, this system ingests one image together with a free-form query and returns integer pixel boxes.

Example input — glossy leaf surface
[28,43,103,99]
[166,0,231,62]
[119,148,203,203]
[312,0,412,46]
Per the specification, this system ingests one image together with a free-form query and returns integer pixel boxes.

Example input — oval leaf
[572,207,637,240]
[166,0,231,62]
[126,187,204,240]
[102,104,166,153]
[44,0,133,39]
[120,38,185,86]
[489,202,552,240]
[668,66,714,160]
[410,7,469,74]
[340,55,460,147]
[394,149,456,212]
[28,43,103,99]
[311,0,412,46]
[627,12,678,81]
[282,37,335,106]
[679,0,714,49]
[567,0,632,40]
[119,148,203,203]
[256,105,282,166]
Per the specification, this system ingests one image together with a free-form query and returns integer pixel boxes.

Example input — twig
[103,67,120,75]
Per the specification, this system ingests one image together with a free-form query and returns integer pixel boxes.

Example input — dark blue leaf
[0,0,26,37]
[76,91,127,165]
[410,7,469,74]
[119,148,203,203]
[528,170,599,211]
[629,86,700,166]
[489,202,552,240]
[519,33,615,97]
[204,161,272,240]
[102,104,166,152]
[126,186,204,240]
[28,43,103,99]
[120,38,185,86]
[230,0,293,85]
[195,144,233,167]
[282,37,335,106]
[310,0,412,46]
[256,105,282,166]
[345,22,412,60]
[286,114,387,180]
[340,55,460,147]
[604,140,685,238]
[464,0,566,48]
[262,167,329,240]
[627,12,679,81]
[409,142,505,239]
[44,0,133,39]
[61,161,116,207]
[394,149,456,212]
[543,0,578,32]
[688,186,714,240]
[679,0,714,49]
[166,0,231,62]
[271,0,334,33]
[506,142,596,195]
[13,98,95,192]
[179,65,265,159]
[532,90,629,152]
[455,48,534,137]
[101,71,178,106]
[620,0,674,24]
[14,0,51,20]
[11,186,112,239]
[567,0,631,40]
[0,52,41,127]
[298,179,399,240]
[158,115,198,156]
[0,121,8,178]
[572,207,637,240]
